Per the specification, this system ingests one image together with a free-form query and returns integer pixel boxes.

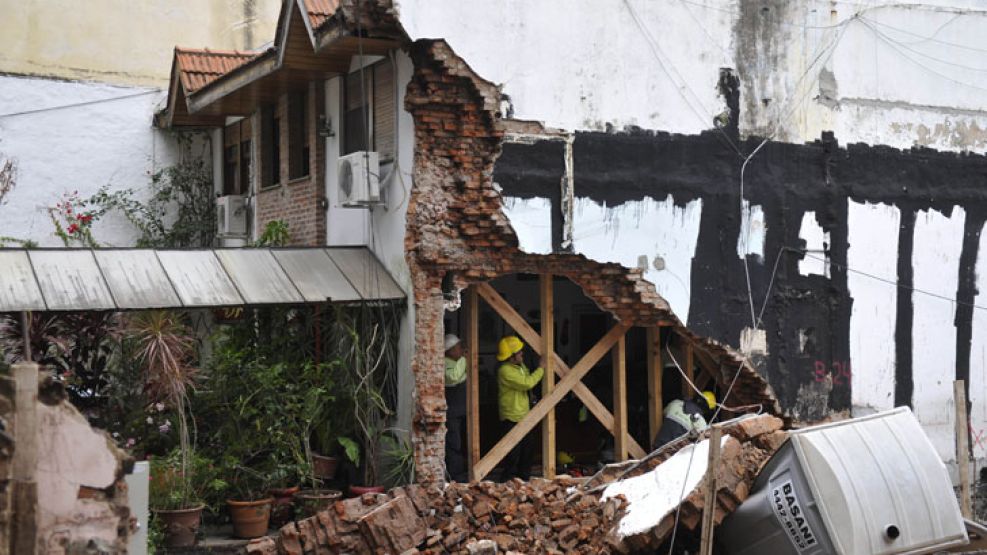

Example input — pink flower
[126,438,136,448]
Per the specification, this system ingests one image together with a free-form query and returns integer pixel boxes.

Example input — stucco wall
[0,0,281,87]
[0,75,198,247]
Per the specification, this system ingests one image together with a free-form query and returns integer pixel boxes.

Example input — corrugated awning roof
[0,247,404,312]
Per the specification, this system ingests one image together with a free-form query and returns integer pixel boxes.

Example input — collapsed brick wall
[254,81,327,246]
[402,39,781,484]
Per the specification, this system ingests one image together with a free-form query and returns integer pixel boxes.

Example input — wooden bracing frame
[462,278,719,481]
[467,279,644,481]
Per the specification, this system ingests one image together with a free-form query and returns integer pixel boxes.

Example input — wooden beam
[475,283,646,458]
[683,340,695,398]
[647,326,663,447]
[613,335,628,461]
[474,323,631,480]
[540,275,556,478]
[466,287,480,481]
[700,426,723,555]
[956,380,972,518]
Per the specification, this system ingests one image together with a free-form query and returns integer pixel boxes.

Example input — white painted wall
[369,51,417,437]
[969,222,987,460]
[848,201,900,415]
[0,75,186,246]
[912,207,965,462]
[396,0,734,135]
[323,51,417,436]
[396,0,987,152]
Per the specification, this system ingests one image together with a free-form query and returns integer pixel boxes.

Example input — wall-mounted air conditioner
[216,195,247,236]
[338,151,381,207]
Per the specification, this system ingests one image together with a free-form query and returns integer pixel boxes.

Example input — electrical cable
[861,17,987,73]
[622,0,746,159]
[861,15,987,53]
[0,89,160,119]
[859,19,987,92]
[793,247,987,312]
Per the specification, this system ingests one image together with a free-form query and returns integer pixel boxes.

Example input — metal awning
[0,247,404,312]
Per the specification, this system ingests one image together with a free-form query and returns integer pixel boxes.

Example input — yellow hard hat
[497,336,524,362]
[701,391,717,411]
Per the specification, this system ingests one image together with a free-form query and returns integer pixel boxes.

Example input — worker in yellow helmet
[652,389,717,449]
[496,335,545,480]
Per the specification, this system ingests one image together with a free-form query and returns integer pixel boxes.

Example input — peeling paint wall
[0,0,281,87]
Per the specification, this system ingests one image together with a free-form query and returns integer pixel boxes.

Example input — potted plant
[333,309,397,496]
[149,450,223,548]
[128,311,202,547]
[223,461,274,539]
[294,368,345,518]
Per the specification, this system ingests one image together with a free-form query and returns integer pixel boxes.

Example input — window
[342,61,395,161]
[287,91,309,180]
[222,120,252,195]
[261,105,279,188]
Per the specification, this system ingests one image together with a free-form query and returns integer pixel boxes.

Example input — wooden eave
[155,57,228,128]
[185,0,400,119]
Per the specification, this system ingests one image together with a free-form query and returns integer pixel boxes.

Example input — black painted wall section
[494,130,987,421]
[494,141,566,252]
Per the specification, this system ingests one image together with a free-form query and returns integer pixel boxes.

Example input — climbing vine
[88,134,216,248]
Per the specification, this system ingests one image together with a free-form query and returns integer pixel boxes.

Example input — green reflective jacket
[445,356,467,386]
[497,362,544,422]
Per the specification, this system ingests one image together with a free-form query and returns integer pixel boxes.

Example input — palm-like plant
[127,310,199,508]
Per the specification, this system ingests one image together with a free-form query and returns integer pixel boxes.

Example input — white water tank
[720,407,967,555]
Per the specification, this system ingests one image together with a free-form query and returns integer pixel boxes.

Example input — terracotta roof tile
[174,48,260,94]
[304,0,340,29]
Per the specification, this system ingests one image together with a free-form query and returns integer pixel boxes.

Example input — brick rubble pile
[247,477,626,555]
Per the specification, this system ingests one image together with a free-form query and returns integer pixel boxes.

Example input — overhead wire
[622,0,745,159]
[861,15,987,53]
[859,18,987,92]
[0,89,160,119]
[860,16,987,73]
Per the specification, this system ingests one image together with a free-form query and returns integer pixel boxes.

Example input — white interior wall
[848,201,900,415]
[969,222,987,460]
[572,195,702,322]
[501,196,553,255]
[912,206,966,462]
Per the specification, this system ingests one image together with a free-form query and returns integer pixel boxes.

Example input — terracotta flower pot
[312,454,339,480]
[348,485,385,498]
[155,504,204,548]
[227,498,273,539]
[268,486,300,528]
[293,488,343,519]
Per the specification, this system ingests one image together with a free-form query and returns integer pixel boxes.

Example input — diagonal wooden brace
[473,323,632,480]
[475,283,646,458]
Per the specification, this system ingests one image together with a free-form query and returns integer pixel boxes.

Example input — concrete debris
[584,414,787,552]
[247,478,626,554]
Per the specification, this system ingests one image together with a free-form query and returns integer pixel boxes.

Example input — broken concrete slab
[587,413,787,552]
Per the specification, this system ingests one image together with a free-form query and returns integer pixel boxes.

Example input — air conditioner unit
[338,151,381,207]
[216,195,247,236]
